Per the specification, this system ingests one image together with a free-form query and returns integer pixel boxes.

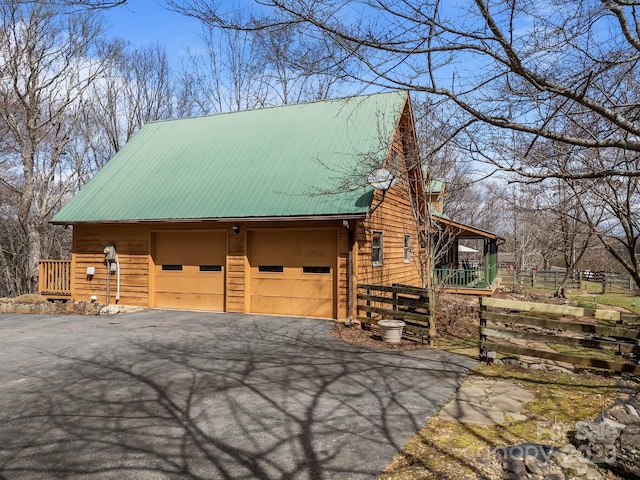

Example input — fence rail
[499,268,639,294]
[38,260,71,299]
[479,297,640,375]
[357,283,435,345]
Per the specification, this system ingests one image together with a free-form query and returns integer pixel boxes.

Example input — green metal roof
[53,91,409,223]
[428,178,446,194]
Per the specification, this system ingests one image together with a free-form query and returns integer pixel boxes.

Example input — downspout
[115,255,120,302]
[106,260,110,304]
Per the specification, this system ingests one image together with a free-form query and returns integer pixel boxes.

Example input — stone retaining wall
[0,300,102,315]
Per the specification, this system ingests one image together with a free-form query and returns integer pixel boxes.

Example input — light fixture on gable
[367,168,398,191]
[367,168,398,214]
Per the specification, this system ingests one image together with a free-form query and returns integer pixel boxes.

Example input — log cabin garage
[51,91,428,319]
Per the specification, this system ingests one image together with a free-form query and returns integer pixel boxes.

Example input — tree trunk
[25,225,42,294]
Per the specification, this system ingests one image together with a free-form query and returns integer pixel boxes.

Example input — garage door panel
[155,292,224,311]
[153,232,226,311]
[249,230,337,318]
[250,275,333,297]
[155,232,226,266]
[155,271,224,294]
[250,295,333,318]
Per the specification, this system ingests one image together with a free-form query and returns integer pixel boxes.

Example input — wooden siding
[71,220,352,319]
[356,101,424,292]
[358,183,423,288]
[72,224,150,306]
[337,224,350,320]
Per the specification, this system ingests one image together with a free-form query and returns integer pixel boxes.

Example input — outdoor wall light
[232,225,240,235]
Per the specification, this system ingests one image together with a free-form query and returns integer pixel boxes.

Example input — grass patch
[379,364,622,480]
[435,336,478,358]
[549,342,617,362]
[569,292,640,312]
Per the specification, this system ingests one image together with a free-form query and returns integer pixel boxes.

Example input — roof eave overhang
[51,213,368,226]
[435,217,503,240]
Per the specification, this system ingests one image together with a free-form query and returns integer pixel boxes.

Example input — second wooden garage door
[248,230,337,319]
[153,231,226,311]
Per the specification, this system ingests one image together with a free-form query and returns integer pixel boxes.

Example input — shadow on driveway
[0,311,475,479]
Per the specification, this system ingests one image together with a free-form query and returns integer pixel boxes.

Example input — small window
[162,264,182,271]
[303,266,330,274]
[404,234,411,263]
[372,231,383,266]
[258,265,284,273]
[200,265,222,272]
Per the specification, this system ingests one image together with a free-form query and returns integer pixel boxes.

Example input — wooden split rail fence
[479,297,640,375]
[357,283,435,345]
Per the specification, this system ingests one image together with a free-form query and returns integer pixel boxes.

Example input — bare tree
[89,42,174,167]
[164,0,640,179]
[17,0,125,9]
[571,149,640,289]
[177,23,269,116]
[532,181,594,296]
[0,1,114,293]
[176,16,345,117]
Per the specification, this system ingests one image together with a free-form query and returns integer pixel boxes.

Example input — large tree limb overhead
[14,1,126,8]
[165,0,640,179]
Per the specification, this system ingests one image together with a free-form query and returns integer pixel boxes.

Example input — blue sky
[104,1,203,65]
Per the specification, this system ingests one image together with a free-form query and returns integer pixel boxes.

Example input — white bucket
[378,319,405,343]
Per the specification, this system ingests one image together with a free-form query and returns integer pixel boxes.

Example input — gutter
[50,213,368,226]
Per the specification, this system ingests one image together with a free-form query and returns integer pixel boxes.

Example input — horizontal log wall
[72,224,150,306]
[357,127,423,289]
[71,220,352,318]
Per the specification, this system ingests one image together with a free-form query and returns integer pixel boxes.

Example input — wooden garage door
[153,231,226,311]
[248,230,337,318]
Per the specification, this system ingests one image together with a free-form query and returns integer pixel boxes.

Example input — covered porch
[433,218,502,295]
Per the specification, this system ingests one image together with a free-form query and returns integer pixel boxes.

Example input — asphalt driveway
[0,310,475,479]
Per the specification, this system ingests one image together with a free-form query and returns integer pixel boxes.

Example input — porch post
[483,238,489,287]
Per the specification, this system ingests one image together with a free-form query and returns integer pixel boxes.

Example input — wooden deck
[436,267,501,295]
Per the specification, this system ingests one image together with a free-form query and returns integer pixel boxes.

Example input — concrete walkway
[438,377,535,426]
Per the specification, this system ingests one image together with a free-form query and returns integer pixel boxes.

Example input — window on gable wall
[372,231,383,266]
[404,234,411,263]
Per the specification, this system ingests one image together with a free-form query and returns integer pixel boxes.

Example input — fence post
[365,286,371,329]
[38,262,45,294]
[602,275,606,294]
[392,285,397,313]
[479,297,487,361]
[428,287,436,346]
